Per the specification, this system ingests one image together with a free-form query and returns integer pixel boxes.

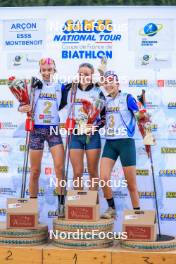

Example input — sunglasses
[39,58,56,66]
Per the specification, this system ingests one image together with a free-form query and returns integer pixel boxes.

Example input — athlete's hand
[19,104,32,113]
[85,124,98,135]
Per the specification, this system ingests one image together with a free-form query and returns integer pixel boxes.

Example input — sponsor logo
[168,102,176,109]
[139,192,155,199]
[0,188,16,195]
[160,213,176,221]
[136,170,149,176]
[113,191,128,198]
[0,166,8,173]
[157,80,176,88]
[139,23,163,47]
[0,79,8,85]
[0,209,6,216]
[45,167,55,175]
[25,188,45,196]
[11,22,37,31]
[168,122,176,134]
[139,23,163,37]
[161,147,176,153]
[146,102,159,110]
[141,54,152,65]
[159,170,176,177]
[0,100,14,108]
[137,146,148,156]
[19,145,27,151]
[166,192,176,198]
[0,144,11,152]
[48,210,58,218]
[0,122,17,129]
[39,114,44,119]
[129,80,148,87]
[18,166,30,173]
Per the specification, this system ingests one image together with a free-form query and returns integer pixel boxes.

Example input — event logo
[160,213,176,221]
[0,166,8,173]
[0,100,14,108]
[136,169,149,176]
[139,192,155,198]
[0,122,17,130]
[159,170,176,177]
[139,23,163,37]
[54,19,122,59]
[63,19,113,34]
[129,80,148,87]
[0,144,11,152]
[161,147,176,153]
[166,192,176,198]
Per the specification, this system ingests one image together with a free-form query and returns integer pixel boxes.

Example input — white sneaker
[101,207,116,219]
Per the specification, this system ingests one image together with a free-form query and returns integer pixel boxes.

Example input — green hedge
[0,0,176,6]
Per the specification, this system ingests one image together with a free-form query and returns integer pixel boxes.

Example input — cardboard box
[7,198,38,229]
[65,190,99,221]
[122,210,157,241]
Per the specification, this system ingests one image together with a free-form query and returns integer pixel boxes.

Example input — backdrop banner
[0,6,176,235]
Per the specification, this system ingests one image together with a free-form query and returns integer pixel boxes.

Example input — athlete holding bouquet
[61,62,106,191]
[18,58,65,217]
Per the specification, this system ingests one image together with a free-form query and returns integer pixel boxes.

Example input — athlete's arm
[97,91,106,130]
[59,83,72,110]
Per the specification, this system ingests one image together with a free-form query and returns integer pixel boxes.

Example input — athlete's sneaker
[57,204,65,219]
[101,207,116,219]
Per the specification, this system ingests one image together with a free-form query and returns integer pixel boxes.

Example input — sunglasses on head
[39,58,56,66]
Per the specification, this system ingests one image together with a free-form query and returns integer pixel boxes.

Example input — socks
[107,198,115,209]
[58,195,65,205]
[133,207,140,210]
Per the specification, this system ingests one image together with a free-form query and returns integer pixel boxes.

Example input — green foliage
[0,0,176,6]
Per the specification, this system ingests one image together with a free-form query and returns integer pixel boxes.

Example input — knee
[88,167,98,177]
[54,163,64,175]
[127,182,138,193]
[30,168,40,180]
[74,170,83,179]
[100,172,109,183]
